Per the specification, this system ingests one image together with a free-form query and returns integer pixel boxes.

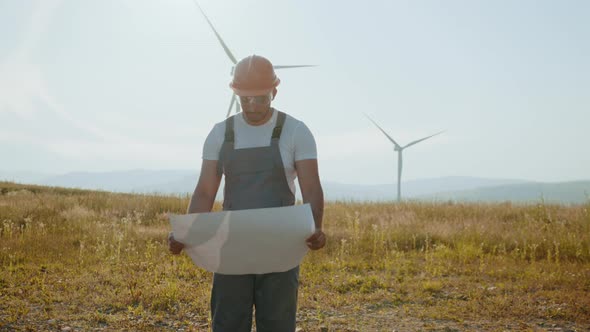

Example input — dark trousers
[210,266,299,332]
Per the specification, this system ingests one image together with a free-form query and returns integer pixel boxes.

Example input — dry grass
[1,181,589,331]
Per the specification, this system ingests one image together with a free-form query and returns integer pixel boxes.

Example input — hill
[2,170,588,203]
[424,180,590,204]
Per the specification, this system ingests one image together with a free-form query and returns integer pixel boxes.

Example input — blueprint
[169,204,315,274]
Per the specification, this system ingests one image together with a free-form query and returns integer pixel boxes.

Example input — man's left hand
[306,229,326,250]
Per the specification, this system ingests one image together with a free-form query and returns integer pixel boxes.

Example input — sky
[0,0,589,185]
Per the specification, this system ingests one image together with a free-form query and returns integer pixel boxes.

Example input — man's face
[239,92,273,125]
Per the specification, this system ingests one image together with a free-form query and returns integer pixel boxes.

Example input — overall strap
[217,115,235,176]
[271,111,287,143]
[269,111,294,206]
[224,116,235,143]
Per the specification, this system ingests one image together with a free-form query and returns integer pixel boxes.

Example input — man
[168,54,325,332]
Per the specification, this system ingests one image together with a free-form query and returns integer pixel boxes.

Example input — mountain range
[1,170,588,204]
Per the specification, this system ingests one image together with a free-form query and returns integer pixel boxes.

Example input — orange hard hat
[229,55,280,97]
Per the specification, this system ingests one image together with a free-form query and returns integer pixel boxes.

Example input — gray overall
[212,110,299,332]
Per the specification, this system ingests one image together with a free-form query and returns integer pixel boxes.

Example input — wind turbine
[364,114,444,202]
[191,0,315,117]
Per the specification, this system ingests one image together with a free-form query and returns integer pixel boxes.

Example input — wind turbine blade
[273,65,316,69]
[226,94,236,118]
[191,0,238,65]
[363,113,402,148]
[403,131,445,149]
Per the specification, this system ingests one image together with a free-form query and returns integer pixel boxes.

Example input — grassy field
[1,181,589,331]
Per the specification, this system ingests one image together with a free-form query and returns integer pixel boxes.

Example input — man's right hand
[168,232,185,255]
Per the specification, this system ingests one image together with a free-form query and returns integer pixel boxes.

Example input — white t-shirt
[202,109,317,195]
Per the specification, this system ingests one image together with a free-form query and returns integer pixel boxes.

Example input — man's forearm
[186,190,216,214]
[303,187,324,230]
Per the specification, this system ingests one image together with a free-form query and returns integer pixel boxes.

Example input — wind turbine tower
[365,114,444,202]
[192,0,315,117]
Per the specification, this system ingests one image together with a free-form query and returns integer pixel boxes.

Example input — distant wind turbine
[191,0,315,117]
[364,114,444,202]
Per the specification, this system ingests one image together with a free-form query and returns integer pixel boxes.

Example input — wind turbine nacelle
[394,146,400,152]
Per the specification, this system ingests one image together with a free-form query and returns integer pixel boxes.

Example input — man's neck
[242,107,274,126]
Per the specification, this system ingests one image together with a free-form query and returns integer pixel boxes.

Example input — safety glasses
[239,94,272,105]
